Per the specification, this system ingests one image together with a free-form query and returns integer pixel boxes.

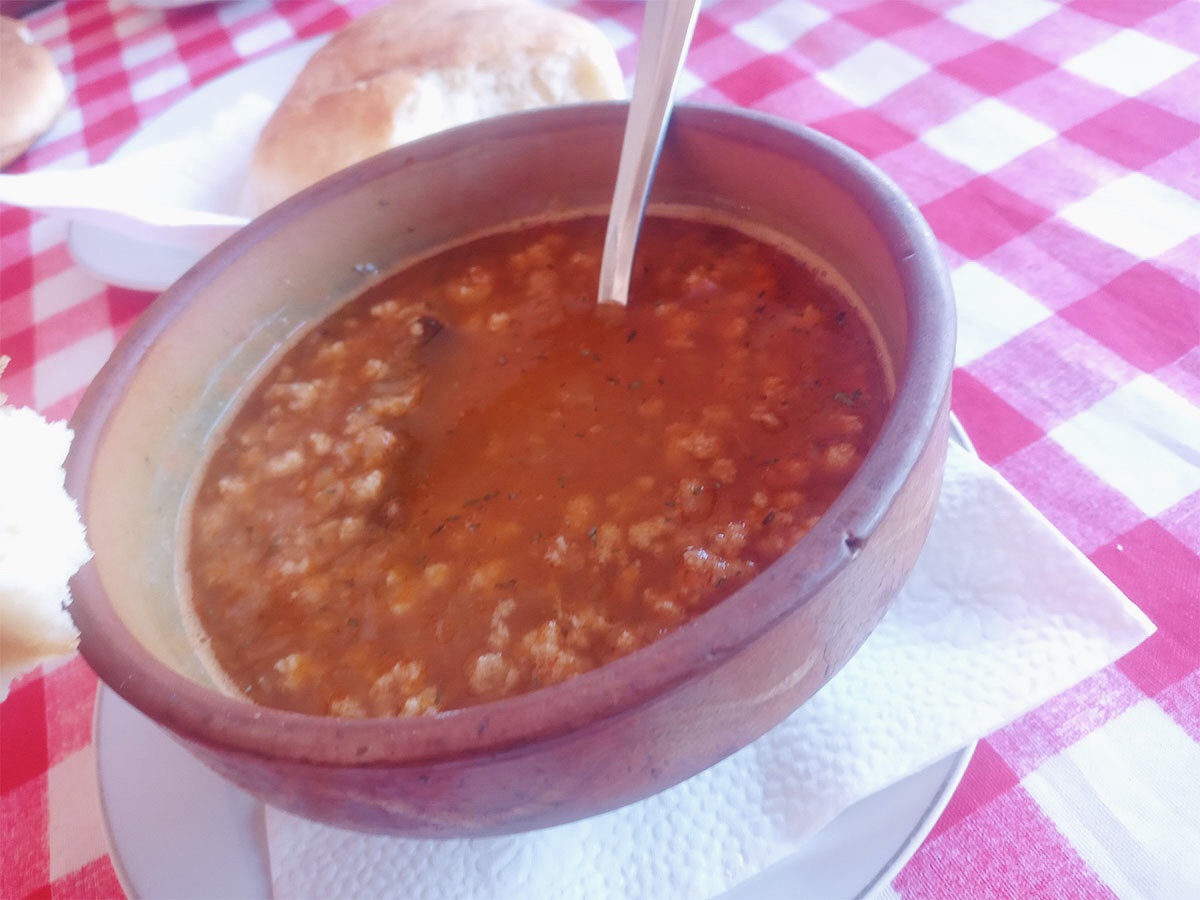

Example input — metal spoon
[597,0,701,307]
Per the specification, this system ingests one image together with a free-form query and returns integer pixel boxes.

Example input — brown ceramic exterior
[65,104,955,837]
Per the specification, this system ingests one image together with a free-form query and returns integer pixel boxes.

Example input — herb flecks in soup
[186,216,889,716]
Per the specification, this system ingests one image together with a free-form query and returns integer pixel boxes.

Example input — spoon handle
[597,0,701,306]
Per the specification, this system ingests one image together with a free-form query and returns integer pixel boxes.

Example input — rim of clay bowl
[66,102,955,767]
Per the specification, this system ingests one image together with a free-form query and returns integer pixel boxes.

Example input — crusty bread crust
[0,16,68,169]
[248,0,624,213]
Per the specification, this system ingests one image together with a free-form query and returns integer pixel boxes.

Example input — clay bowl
[65,103,955,837]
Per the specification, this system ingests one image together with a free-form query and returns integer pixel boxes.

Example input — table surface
[2,1,1197,898]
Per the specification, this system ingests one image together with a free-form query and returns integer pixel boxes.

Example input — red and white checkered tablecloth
[2,0,1197,897]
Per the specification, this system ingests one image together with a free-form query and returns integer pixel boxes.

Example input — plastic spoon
[597,0,701,307]
[0,167,248,252]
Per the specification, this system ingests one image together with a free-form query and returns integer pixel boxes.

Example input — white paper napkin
[265,443,1155,899]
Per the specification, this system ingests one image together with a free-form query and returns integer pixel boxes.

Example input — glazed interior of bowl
[67,103,953,785]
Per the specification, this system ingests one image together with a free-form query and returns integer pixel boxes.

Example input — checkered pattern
[1,0,1197,897]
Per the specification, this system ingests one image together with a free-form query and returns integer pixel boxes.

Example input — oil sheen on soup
[185,215,891,717]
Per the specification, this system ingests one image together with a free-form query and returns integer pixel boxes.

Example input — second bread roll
[248,0,625,214]
[0,16,68,169]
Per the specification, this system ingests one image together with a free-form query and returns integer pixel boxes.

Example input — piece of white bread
[247,0,625,214]
[0,361,90,700]
[0,15,68,169]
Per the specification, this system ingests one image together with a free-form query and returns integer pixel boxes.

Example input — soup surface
[186,216,890,716]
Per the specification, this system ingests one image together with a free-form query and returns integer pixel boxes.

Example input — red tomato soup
[184,215,891,716]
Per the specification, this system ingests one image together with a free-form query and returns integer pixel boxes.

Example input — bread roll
[248,0,624,213]
[0,16,67,169]
[0,359,90,700]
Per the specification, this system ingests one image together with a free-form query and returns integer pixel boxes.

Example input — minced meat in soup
[185,216,890,717]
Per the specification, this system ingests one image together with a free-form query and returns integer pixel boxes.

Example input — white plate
[93,424,977,900]
[67,38,325,293]
[94,687,972,900]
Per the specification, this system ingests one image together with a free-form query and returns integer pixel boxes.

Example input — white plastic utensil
[0,166,248,252]
[597,0,701,307]
[0,91,274,254]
